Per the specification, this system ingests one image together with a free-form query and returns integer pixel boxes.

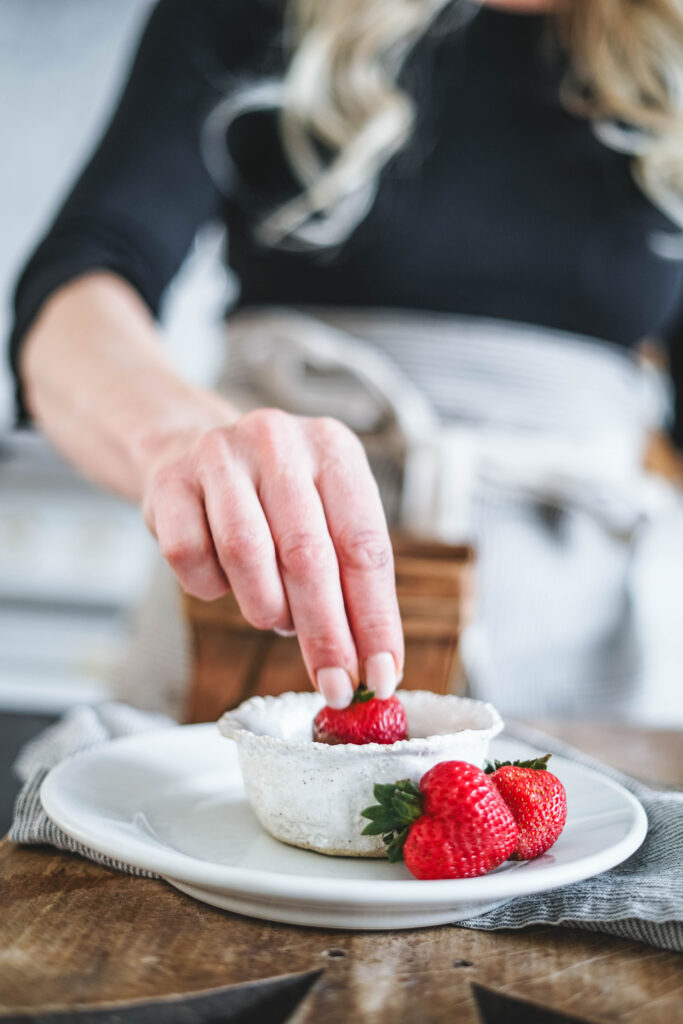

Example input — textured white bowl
[218,690,503,857]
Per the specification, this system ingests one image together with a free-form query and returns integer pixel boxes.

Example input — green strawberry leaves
[364,758,554,866]
[484,754,552,774]
[352,682,376,704]
[361,779,422,862]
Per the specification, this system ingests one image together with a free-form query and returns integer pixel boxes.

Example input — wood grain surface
[1,725,681,1023]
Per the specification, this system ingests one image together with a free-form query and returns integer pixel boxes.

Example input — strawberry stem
[352,682,376,704]
[361,779,422,861]
[484,753,552,774]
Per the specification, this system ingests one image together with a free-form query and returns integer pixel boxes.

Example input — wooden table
[1,724,681,1023]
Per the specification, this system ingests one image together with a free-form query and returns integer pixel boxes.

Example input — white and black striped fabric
[9,704,682,952]
[10,703,173,878]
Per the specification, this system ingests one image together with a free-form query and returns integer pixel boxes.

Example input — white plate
[40,724,647,930]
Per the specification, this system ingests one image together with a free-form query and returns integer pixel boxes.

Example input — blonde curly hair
[228,0,683,248]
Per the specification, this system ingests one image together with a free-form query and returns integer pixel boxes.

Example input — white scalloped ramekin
[218,690,503,857]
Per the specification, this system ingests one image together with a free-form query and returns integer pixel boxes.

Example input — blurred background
[1,1,682,829]
[0,0,233,827]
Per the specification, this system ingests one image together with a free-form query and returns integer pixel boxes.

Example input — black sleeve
[660,281,683,449]
[670,328,683,450]
[9,0,271,424]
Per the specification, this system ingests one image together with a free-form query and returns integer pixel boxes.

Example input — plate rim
[40,723,648,906]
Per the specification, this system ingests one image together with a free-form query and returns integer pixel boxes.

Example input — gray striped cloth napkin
[9,703,682,952]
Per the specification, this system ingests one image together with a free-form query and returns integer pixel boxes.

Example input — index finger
[315,426,403,699]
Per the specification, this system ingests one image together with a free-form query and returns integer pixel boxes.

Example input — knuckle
[304,634,350,669]
[356,611,398,635]
[197,428,230,467]
[159,533,211,573]
[336,527,393,573]
[239,408,297,472]
[242,605,282,631]
[314,416,355,448]
[242,408,290,445]
[315,422,369,481]
[214,527,271,569]
[149,459,184,494]
[278,532,334,578]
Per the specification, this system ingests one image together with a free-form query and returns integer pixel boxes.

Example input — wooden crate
[182,533,475,723]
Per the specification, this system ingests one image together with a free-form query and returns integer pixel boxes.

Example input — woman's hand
[142,408,404,708]
[20,275,402,709]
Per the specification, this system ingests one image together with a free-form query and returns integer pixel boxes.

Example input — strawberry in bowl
[218,690,503,857]
[312,683,408,746]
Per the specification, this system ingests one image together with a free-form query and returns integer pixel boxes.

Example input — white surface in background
[0,489,154,607]
[0,675,112,714]
[0,2,229,714]
[0,0,152,427]
[0,0,231,422]
[0,432,156,712]
[630,508,683,726]
[0,606,126,669]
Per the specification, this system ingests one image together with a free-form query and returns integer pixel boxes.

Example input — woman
[10,0,683,715]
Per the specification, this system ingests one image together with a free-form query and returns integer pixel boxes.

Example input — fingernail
[317,667,354,709]
[274,627,297,637]
[365,652,397,700]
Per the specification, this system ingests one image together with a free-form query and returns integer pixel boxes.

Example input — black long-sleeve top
[10,0,683,442]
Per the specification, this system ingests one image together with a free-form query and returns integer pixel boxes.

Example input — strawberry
[312,683,408,745]
[485,754,567,860]
[361,761,518,879]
